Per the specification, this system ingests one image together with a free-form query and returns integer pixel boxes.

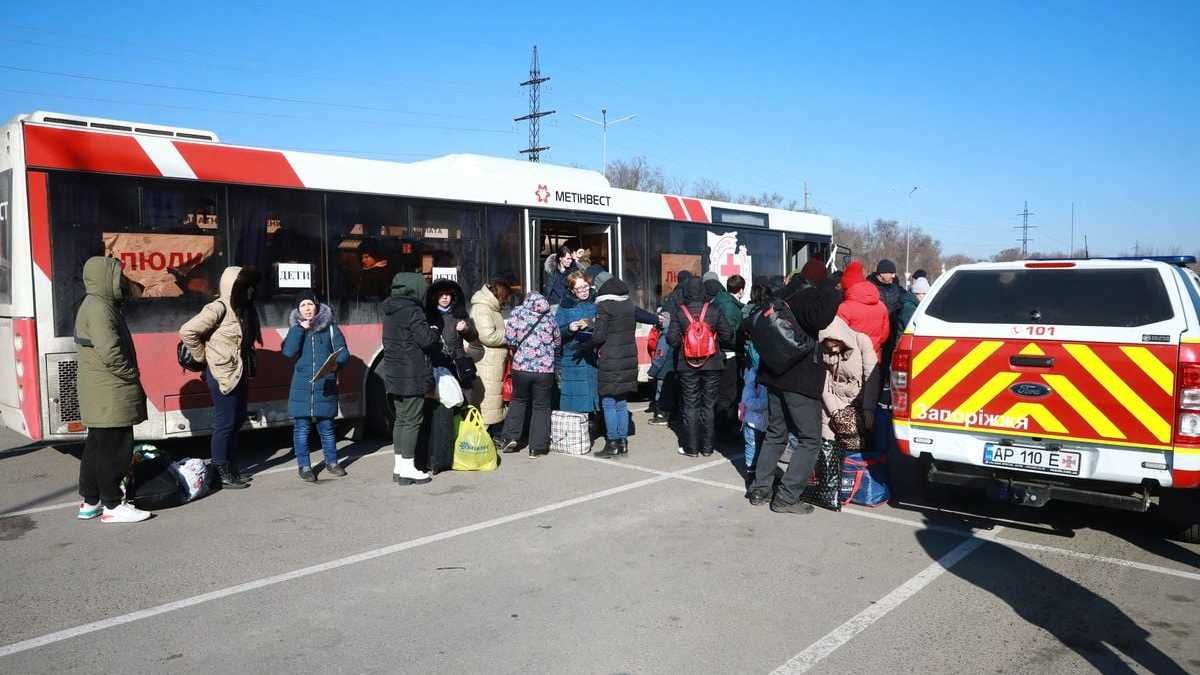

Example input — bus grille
[48,355,82,432]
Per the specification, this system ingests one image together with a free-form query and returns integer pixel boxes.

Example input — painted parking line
[567,453,1200,582]
[0,458,726,659]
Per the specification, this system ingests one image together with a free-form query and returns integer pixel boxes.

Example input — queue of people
[74,251,926,523]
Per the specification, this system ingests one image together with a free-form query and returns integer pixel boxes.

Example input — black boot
[214,462,250,489]
[616,439,629,456]
[596,440,618,458]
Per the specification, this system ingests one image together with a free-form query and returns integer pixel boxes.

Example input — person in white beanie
[910,277,931,302]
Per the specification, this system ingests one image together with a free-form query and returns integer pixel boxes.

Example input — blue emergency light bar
[1101,255,1196,266]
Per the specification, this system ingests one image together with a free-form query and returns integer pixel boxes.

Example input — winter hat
[800,257,827,285]
[912,268,928,280]
[842,260,867,288]
[295,290,319,309]
[702,270,720,282]
[876,259,897,275]
[911,277,931,294]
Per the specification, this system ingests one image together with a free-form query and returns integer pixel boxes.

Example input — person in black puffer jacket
[381,272,439,485]
[666,276,733,458]
[748,262,843,514]
[588,277,639,457]
[423,279,481,474]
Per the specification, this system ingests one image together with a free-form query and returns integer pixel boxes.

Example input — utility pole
[1070,202,1075,256]
[904,186,918,283]
[1015,201,1036,258]
[802,181,812,212]
[574,108,636,174]
[514,46,555,162]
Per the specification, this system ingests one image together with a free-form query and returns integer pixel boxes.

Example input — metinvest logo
[535,184,550,203]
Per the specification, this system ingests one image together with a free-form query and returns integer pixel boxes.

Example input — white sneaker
[77,501,101,520]
[100,502,151,523]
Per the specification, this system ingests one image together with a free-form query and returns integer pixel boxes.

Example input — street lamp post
[574,108,636,174]
[904,186,919,284]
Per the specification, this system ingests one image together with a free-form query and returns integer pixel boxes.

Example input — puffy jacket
[589,278,639,398]
[739,342,767,432]
[818,316,880,441]
[556,296,598,412]
[179,266,255,395]
[506,292,561,374]
[837,280,890,359]
[380,273,439,397]
[468,286,508,425]
[666,277,732,372]
[756,277,843,399]
[281,303,349,419]
[74,256,147,428]
[424,279,481,385]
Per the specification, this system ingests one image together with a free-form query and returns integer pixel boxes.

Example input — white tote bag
[434,366,465,409]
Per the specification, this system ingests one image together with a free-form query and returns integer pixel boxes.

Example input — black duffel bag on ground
[128,455,185,510]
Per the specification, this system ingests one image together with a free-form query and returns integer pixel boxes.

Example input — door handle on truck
[1010,355,1054,368]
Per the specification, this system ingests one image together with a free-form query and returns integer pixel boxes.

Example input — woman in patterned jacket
[497,292,562,457]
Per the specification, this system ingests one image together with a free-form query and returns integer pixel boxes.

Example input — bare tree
[689,178,731,202]
[604,156,666,193]
[993,247,1024,262]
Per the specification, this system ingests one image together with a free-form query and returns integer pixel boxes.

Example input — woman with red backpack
[666,276,733,457]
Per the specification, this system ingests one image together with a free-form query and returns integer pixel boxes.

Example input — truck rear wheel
[1158,489,1200,544]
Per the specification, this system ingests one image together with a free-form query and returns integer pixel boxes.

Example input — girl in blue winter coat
[740,341,768,479]
[281,292,350,482]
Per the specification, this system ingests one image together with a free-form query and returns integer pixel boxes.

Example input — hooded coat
[179,266,258,395]
[556,293,599,412]
[423,279,481,383]
[756,277,843,398]
[818,316,880,441]
[74,256,147,428]
[837,280,890,359]
[542,255,576,306]
[506,292,561,374]
[589,277,638,397]
[666,277,733,372]
[704,278,743,351]
[380,273,439,397]
[468,286,508,425]
[281,302,349,419]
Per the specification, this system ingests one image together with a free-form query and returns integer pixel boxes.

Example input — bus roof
[11,111,832,237]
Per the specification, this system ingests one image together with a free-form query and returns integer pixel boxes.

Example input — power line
[0,64,497,121]
[514,46,555,162]
[0,87,515,135]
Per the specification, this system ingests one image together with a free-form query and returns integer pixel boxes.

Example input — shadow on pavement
[916,522,1191,674]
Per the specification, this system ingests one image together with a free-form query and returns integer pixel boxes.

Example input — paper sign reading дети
[278,263,312,288]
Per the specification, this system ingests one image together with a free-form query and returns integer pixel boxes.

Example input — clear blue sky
[2,1,1196,259]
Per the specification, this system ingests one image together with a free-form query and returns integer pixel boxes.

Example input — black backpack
[749,296,816,374]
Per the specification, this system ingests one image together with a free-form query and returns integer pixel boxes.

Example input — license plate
[983,443,1081,476]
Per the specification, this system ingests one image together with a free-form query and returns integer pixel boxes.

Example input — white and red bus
[0,111,835,442]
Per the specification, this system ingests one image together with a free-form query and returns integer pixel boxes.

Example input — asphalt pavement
[1,414,1197,674]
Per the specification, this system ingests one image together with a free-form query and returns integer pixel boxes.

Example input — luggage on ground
[452,406,499,471]
[800,440,844,511]
[841,451,890,506]
[549,410,592,454]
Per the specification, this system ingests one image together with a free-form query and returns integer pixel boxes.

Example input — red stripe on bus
[682,198,709,223]
[172,142,303,187]
[13,318,43,440]
[24,126,161,176]
[26,172,52,278]
[664,196,688,221]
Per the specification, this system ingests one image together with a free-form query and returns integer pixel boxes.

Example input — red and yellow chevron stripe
[908,337,1177,450]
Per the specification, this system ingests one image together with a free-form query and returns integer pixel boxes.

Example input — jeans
[293,417,337,469]
[204,368,248,466]
[678,370,719,452]
[601,395,629,440]
[501,371,554,451]
[743,425,764,474]
[749,387,822,504]
[392,395,424,459]
[79,426,133,508]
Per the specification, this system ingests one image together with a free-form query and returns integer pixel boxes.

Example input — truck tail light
[891,333,914,456]
[1172,346,1200,488]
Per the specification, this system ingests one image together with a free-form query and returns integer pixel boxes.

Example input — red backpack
[680,303,718,367]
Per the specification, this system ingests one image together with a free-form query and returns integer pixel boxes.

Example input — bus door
[530,212,615,296]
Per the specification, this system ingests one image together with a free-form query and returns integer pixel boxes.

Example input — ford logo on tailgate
[1011,382,1052,398]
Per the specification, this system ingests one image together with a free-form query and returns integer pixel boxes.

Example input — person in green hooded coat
[74,256,150,523]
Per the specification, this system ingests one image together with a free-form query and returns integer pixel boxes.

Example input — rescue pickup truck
[891,256,1200,542]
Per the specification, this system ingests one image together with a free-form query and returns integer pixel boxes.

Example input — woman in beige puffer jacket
[468,281,510,426]
[818,315,880,444]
